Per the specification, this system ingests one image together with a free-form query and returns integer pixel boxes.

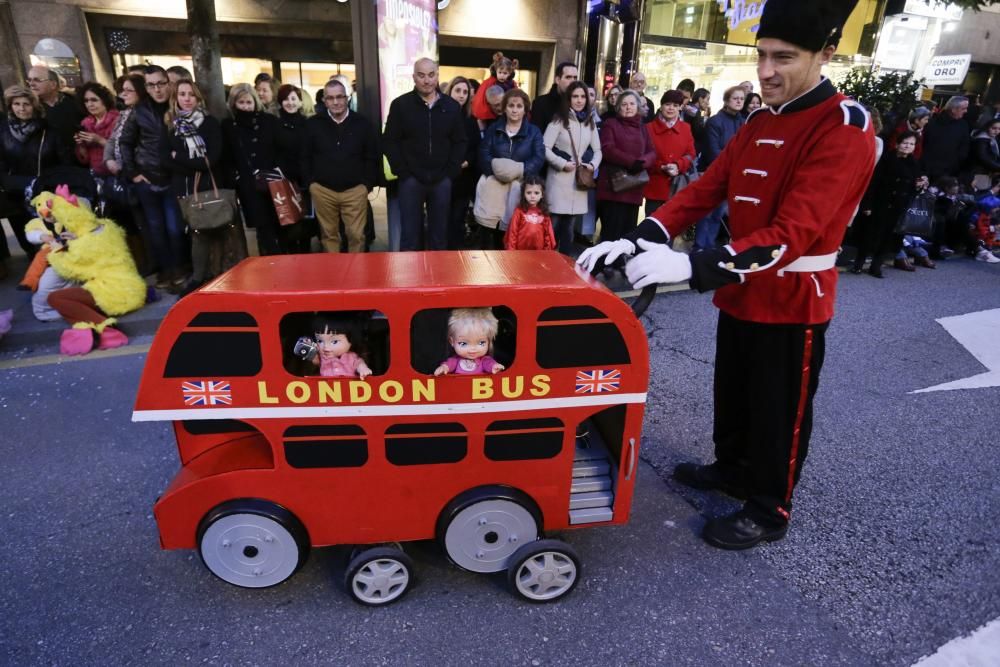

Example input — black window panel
[486,431,563,461]
[386,422,466,435]
[182,420,256,435]
[187,312,258,328]
[284,424,365,437]
[487,417,563,432]
[538,306,609,322]
[536,323,630,368]
[164,332,262,377]
[386,436,467,466]
[284,439,368,468]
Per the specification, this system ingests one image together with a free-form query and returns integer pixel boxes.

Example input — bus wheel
[443,498,539,573]
[345,546,414,606]
[197,500,308,589]
[506,539,581,603]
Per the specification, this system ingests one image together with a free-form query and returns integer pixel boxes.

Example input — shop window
[164,312,262,378]
[283,424,367,468]
[410,306,516,375]
[279,311,389,378]
[385,423,467,466]
[535,306,630,369]
[485,418,564,461]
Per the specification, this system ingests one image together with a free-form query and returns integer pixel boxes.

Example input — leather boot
[893,257,916,272]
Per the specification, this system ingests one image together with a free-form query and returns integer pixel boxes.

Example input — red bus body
[134,251,649,554]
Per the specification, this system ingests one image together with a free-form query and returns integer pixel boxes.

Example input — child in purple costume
[434,307,505,376]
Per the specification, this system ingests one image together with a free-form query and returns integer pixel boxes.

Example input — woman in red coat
[644,89,696,216]
[596,90,656,250]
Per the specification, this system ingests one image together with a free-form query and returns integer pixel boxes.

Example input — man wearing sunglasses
[26,65,82,151]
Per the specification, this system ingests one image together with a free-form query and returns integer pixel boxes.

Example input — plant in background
[837,68,924,118]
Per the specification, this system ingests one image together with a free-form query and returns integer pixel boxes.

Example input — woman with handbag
[543,81,601,255]
[595,90,656,261]
[222,83,284,255]
[852,131,929,277]
[644,90,697,217]
[275,84,315,253]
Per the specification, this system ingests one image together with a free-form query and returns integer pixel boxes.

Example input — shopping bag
[894,192,935,236]
[268,176,304,226]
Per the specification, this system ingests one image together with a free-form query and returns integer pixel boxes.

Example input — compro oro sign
[924,54,971,86]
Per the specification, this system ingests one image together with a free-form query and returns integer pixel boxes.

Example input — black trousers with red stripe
[712,312,828,525]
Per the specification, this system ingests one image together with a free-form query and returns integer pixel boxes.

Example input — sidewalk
[1,191,644,352]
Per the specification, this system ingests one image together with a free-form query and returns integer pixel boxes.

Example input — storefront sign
[903,0,963,21]
[715,0,766,34]
[924,53,971,85]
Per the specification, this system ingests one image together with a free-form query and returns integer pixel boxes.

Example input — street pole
[186,0,228,118]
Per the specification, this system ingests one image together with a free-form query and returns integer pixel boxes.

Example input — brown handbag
[567,126,596,190]
[608,165,650,193]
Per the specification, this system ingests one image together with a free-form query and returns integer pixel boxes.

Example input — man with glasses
[119,65,188,290]
[301,79,379,253]
[27,65,82,150]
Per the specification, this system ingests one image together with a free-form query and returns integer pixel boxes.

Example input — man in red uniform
[580,0,875,550]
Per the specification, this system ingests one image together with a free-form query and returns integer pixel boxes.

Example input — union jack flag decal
[181,380,232,406]
[575,369,621,394]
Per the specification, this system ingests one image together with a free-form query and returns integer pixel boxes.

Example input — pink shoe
[97,327,129,350]
[60,328,95,356]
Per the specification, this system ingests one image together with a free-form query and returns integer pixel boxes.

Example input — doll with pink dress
[434,308,506,376]
[295,315,372,378]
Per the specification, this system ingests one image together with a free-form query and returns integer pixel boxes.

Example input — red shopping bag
[268,176,305,226]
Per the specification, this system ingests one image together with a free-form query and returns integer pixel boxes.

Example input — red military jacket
[635,78,876,325]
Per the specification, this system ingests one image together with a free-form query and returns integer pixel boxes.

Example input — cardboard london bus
[133,251,650,604]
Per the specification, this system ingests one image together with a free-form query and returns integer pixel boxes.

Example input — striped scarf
[172,109,207,159]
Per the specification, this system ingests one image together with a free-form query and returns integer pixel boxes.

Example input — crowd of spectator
[2,57,999,309]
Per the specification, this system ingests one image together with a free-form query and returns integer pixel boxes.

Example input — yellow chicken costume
[35,187,147,355]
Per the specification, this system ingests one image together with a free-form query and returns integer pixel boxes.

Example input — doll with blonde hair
[434,307,505,375]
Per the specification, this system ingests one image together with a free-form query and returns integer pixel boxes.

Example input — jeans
[694,202,727,251]
[550,214,579,255]
[398,176,451,250]
[135,182,186,271]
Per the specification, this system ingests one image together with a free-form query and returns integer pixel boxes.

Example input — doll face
[523,184,543,207]
[451,329,489,361]
[496,66,512,83]
[315,330,350,359]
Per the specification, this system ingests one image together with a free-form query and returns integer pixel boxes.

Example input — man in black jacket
[922,96,971,182]
[27,65,82,151]
[303,79,379,253]
[530,62,578,132]
[383,58,466,250]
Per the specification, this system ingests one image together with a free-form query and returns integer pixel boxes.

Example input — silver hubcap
[445,499,538,573]
[515,552,577,601]
[351,558,410,604]
[200,514,299,588]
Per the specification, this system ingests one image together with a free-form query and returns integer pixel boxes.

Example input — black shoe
[702,510,788,550]
[868,266,884,279]
[672,462,748,499]
[849,266,863,274]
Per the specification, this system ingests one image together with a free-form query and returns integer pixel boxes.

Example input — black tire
[506,539,581,603]
[344,546,414,606]
[196,499,310,589]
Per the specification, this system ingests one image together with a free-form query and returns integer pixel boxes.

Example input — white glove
[625,239,692,289]
[577,239,636,273]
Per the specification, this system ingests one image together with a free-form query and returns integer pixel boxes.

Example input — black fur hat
[757,0,860,53]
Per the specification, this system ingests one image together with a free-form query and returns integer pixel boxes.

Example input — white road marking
[912,308,1000,393]
[912,616,1000,666]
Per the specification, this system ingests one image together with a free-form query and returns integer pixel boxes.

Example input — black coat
[453,115,481,199]
[863,152,922,226]
[0,116,67,200]
[119,99,171,186]
[969,131,1000,174]
[530,87,561,133]
[301,109,378,192]
[922,113,971,180]
[382,90,466,185]
[222,110,279,190]
[162,114,223,196]
[276,110,307,185]
[43,93,84,154]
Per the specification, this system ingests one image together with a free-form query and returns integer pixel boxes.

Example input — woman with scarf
[0,85,67,265]
[164,80,224,293]
[73,82,118,176]
[222,83,284,255]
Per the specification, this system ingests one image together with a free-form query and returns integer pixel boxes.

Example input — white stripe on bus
[131,392,648,422]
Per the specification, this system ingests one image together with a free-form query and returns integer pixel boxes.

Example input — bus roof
[202,251,598,294]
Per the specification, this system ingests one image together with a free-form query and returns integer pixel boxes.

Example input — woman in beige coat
[543,81,602,255]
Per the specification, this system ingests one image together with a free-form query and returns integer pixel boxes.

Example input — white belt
[776,252,838,276]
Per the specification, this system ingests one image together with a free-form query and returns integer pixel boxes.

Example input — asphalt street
[1,257,998,666]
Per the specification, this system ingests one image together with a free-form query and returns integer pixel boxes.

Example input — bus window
[283,424,368,468]
[485,417,564,461]
[410,306,517,375]
[385,423,467,466]
[535,306,630,369]
[279,310,390,378]
[164,312,262,378]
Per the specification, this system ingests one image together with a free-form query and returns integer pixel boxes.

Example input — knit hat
[757,0,860,52]
[660,90,685,106]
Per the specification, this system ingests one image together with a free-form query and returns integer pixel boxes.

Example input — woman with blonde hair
[163,79,222,197]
